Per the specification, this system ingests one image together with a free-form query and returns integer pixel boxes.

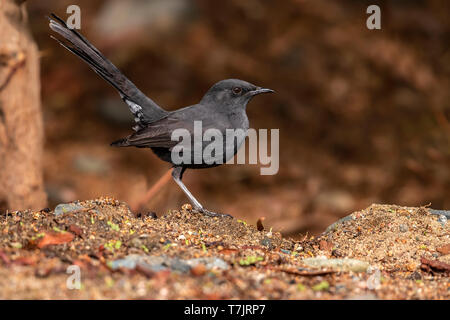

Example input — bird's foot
[197,208,233,218]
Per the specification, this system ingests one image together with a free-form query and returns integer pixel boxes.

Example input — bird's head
[200,79,274,107]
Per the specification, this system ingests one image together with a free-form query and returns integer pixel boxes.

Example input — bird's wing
[111,116,185,148]
[48,14,168,130]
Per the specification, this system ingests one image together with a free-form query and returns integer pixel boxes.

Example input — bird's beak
[249,87,275,96]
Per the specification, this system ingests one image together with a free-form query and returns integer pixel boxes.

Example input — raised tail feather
[48,14,168,130]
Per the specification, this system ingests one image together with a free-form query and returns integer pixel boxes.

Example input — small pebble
[182,203,192,211]
[303,257,369,272]
[260,237,273,250]
[438,215,447,226]
[54,203,85,216]
[399,224,408,233]
[408,271,422,281]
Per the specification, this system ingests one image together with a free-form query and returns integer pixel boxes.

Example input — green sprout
[104,240,121,252]
[312,281,329,291]
[297,283,306,292]
[31,233,45,240]
[52,226,64,233]
[237,219,247,226]
[107,221,120,231]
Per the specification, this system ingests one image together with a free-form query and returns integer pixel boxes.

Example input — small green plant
[237,219,247,226]
[107,221,120,231]
[239,256,264,266]
[31,233,45,240]
[104,240,122,251]
[297,283,306,291]
[52,226,64,233]
[104,277,115,288]
[312,281,329,291]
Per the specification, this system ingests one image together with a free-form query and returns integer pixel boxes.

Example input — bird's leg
[172,167,203,209]
[171,167,232,218]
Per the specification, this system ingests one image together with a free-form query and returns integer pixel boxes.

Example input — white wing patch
[127,99,142,114]
[120,93,145,131]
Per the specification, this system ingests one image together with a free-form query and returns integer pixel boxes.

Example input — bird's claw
[197,208,233,218]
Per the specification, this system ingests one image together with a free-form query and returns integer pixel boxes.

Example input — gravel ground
[0,198,448,299]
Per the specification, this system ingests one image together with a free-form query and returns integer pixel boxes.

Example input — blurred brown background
[24,0,449,236]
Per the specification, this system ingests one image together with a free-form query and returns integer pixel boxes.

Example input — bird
[48,14,274,218]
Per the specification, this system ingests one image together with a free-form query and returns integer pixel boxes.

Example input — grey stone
[429,209,450,218]
[110,255,176,272]
[260,237,273,249]
[109,255,228,273]
[109,255,140,270]
[408,271,422,280]
[54,203,85,216]
[438,214,447,226]
[165,258,191,273]
[335,284,347,293]
[185,257,229,270]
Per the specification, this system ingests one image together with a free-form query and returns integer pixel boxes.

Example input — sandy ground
[0,199,448,299]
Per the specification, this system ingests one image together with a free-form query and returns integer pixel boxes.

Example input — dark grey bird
[48,14,273,217]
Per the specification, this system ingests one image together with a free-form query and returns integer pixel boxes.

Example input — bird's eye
[232,87,242,95]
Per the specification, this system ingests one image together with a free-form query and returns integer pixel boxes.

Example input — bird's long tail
[48,14,168,128]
